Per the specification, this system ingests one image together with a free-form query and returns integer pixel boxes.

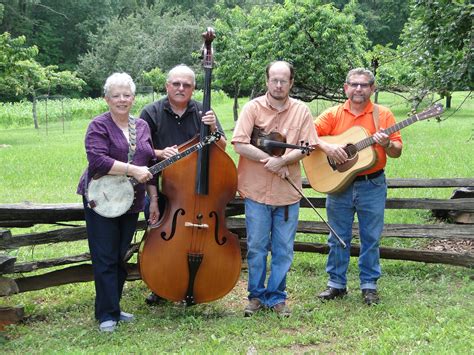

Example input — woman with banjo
[76,72,159,332]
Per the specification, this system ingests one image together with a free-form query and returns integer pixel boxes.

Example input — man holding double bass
[139,64,226,305]
[232,61,318,317]
[313,68,402,305]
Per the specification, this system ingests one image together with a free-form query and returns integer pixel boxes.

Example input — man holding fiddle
[232,61,318,317]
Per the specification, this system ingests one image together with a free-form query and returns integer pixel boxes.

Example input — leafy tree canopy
[0,32,84,98]
[398,0,473,95]
[77,6,210,96]
[215,0,370,102]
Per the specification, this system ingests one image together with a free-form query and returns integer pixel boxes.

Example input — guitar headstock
[416,103,444,121]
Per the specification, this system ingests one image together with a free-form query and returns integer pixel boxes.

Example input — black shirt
[140,97,225,150]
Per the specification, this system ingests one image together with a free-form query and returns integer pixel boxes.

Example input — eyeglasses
[269,79,290,86]
[347,82,372,89]
[169,81,193,90]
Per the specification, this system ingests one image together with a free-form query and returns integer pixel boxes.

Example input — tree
[214,5,258,121]
[328,0,410,48]
[0,0,150,71]
[142,67,167,94]
[398,0,473,108]
[0,32,85,127]
[77,6,208,96]
[214,0,370,104]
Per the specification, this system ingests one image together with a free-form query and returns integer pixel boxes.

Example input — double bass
[138,28,241,305]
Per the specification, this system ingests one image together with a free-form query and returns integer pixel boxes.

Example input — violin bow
[285,176,347,248]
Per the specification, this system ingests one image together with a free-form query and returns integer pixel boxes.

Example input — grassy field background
[0,91,472,352]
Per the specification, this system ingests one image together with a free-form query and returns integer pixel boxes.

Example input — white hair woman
[77,72,159,332]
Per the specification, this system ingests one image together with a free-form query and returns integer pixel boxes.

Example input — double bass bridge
[184,221,209,229]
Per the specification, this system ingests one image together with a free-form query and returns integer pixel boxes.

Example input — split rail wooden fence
[1,177,473,327]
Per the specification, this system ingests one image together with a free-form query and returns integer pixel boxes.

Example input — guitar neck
[129,141,205,186]
[357,114,420,150]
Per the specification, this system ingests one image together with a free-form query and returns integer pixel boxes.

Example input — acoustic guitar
[303,103,444,194]
[87,132,220,218]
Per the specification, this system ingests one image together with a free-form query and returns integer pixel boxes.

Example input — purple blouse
[77,112,157,213]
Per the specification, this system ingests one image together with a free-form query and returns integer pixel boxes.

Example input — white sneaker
[99,320,117,332]
[119,311,134,322]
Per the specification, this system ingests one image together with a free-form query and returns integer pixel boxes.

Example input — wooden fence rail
[0,178,473,299]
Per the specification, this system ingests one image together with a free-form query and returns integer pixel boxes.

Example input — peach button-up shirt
[232,93,318,206]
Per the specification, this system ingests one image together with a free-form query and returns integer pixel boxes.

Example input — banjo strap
[127,115,137,163]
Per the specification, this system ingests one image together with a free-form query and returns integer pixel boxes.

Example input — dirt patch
[425,238,473,254]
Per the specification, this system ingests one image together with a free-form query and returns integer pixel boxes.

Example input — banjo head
[87,175,134,218]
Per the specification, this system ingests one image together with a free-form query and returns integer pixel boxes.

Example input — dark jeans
[83,197,139,322]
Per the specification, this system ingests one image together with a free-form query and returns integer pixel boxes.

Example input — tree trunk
[446,94,452,109]
[233,83,240,123]
[32,94,39,129]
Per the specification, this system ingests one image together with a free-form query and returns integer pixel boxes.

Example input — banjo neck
[129,134,218,186]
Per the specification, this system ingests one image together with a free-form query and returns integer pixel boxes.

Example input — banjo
[87,132,221,218]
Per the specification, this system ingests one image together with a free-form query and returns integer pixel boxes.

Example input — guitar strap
[372,104,380,132]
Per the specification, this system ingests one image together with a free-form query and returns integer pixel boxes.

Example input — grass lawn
[0,91,472,352]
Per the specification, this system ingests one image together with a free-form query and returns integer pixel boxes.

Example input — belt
[354,169,384,182]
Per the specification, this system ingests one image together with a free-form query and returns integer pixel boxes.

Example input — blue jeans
[325,173,387,290]
[83,197,138,322]
[245,198,299,307]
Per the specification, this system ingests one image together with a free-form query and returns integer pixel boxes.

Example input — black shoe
[318,287,347,300]
[145,292,165,305]
[362,289,380,305]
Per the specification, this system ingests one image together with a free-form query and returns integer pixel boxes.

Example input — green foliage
[399,0,473,95]
[0,0,151,71]
[0,32,85,105]
[329,0,410,48]
[77,6,208,96]
[215,0,370,102]
[141,67,167,94]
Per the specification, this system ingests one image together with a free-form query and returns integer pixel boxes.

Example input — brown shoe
[271,302,291,318]
[244,298,263,317]
[362,289,380,305]
[145,292,165,305]
[318,287,347,300]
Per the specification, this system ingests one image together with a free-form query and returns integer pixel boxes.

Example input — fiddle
[250,126,314,156]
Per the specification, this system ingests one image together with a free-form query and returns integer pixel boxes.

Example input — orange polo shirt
[232,93,318,206]
[314,100,402,175]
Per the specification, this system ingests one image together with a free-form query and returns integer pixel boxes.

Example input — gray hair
[167,64,196,86]
[346,68,375,85]
[103,72,136,97]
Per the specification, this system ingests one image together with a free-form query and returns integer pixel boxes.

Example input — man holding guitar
[314,68,402,305]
